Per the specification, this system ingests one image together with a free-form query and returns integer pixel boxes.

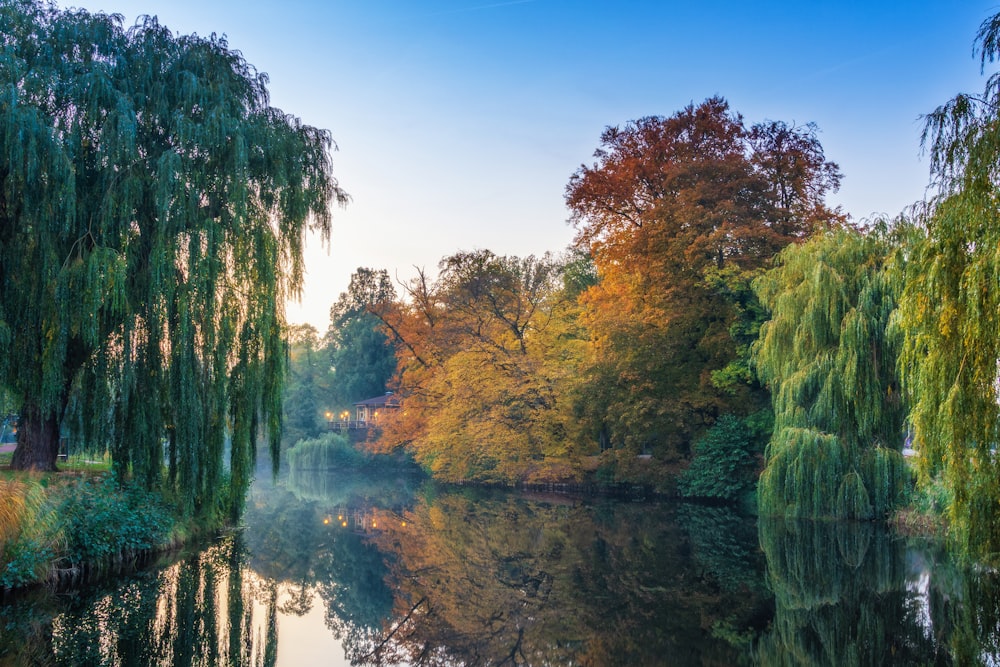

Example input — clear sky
[86,0,996,330]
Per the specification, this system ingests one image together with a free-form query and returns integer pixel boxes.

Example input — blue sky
[88,0,997,329]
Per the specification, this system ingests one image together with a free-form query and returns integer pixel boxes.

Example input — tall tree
[897,11,1000,556]
[565,98,842,462]
[371,250,582,482]
[283,324,331,447]
[326,268,397,406]
[0,2,344,517]
[753,226,907,519]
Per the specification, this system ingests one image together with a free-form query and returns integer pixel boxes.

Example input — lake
[1,469,997,666]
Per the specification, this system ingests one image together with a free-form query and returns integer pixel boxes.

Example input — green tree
[283,324,331,447]
[753,226,907,519]
[897,11,1000,557]
[0,2,344,518]
[677,413,764,501]
[326,268,398,406]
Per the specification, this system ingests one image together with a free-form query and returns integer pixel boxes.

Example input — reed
[0,477,62,588]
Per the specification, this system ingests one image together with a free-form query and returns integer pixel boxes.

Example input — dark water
[1,470,998,666]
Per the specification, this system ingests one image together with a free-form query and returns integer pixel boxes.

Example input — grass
[0,451,111,477]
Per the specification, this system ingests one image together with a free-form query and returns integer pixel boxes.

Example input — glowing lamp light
[341,521,347,527]
[323,517,330,525]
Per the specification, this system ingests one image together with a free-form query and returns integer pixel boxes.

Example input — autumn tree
[896,10,1000,556]
[0,2,344,517]
[566,97,842,463]
[753,226,908,519]
[370,250,586,482]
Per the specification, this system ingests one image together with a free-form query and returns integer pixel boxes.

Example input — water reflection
[1,471,999,665]
[755,519,1000,666]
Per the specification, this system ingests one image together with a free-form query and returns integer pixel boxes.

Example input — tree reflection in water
[3,472,1000,665]
[42,537,276,666]
[353,489,770,666]
[755,519,1000,666]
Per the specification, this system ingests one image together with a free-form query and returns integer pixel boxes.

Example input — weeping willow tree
[753,227,907,519]
[0,1,344,518]
[896,11,1000,559]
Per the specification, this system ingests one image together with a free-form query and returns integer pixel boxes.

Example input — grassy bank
[889,471,952,539]
[0,453,225,591]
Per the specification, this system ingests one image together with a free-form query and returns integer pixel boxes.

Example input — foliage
[372,250,587,482]
[287,432,369,470]
[55,476,173,566]
[0,474,172,588]
[677,414,760,500]
[283,324,333,446]
[329,314,396,405]
[753,226,908,519]
[0,478,58,588]
[0,1,343,521]
[566,97,843,460]
[894,10,1000,558]
[326,268,398,407]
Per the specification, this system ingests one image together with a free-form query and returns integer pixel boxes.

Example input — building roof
[353,393,400,408]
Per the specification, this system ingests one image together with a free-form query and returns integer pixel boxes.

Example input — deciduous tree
[897,10,1000,556]
[372,251,584,482]
[0,1,344,518]
[566,98,842,462]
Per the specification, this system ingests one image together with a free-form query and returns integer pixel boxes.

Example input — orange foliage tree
[369,250,589,482]
[566,97,843,463]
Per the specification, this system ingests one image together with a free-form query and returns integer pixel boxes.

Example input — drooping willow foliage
[0,1,344,518]
[753,227,907,519]
[896,11,1000,559]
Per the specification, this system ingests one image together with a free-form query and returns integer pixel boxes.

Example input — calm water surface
[1,470,997,666]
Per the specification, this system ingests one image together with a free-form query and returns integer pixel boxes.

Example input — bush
[56,476,173,566]
[678,415,756,501]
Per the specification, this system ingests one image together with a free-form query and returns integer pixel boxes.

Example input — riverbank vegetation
[300,11,1000,561]
[0,0,341,588]
[0,470,172,589]
[4,0,1000,590]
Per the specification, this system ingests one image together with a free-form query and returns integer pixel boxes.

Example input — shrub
[0,478,60,588]
[678,415,755,501]
[56,476,173,566]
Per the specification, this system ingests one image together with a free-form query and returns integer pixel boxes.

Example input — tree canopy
[368,250,586,482]
[0,0,344,517]
[896,11,1000,557]
[753,226,908,519]
[325,268,397,408]
[565,97,843,462]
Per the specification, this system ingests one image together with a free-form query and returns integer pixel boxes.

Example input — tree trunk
[11,403,60,472]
